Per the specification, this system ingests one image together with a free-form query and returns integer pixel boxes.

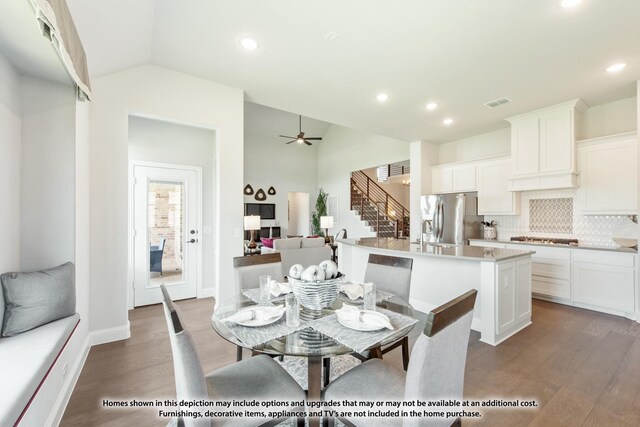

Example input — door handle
[187,238,198,243]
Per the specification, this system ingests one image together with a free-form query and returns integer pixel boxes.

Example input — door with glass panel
[133,165,199,306]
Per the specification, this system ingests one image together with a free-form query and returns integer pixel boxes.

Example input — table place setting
[338,282,395,304]
[308,305,418,354]
[241,275,292,304]
[214,301,307,348]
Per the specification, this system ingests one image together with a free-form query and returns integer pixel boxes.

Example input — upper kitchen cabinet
[506,99,587,191]
[431,163,476,194]
[576,132,638,214]
[477,157,521,215]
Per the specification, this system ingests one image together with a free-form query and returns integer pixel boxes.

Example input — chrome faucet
[419,219,433,247]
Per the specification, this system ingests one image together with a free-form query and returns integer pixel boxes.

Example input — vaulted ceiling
[67,0,640,143]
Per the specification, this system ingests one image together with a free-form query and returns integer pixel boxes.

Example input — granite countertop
[469,238,638,254]
[337,238,534,262]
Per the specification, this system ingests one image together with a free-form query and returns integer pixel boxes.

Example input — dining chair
[160,285,305,427]
[233,253,284,292]
[232,253,284,361]
[356,254,413,370]
[324,289,478,427]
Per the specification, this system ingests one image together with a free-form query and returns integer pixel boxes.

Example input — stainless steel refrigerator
[420,192,484,245]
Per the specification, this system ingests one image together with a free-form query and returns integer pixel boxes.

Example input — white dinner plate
[234,307,284,327]
[336,310,390,332]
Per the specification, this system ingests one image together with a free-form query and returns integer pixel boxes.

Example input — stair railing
[350,170,410,237]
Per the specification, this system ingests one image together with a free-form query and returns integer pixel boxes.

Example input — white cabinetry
[507,99,586,191]
[477,157,521,215]
[572,250,635,314]
[496,259,532,336]
[577,132,638,214]
[431,163,476,194]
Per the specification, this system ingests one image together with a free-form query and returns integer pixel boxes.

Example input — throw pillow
[260,237,280,249]
[1,262,76,337]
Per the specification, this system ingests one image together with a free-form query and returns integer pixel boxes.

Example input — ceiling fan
[279,115,323,146]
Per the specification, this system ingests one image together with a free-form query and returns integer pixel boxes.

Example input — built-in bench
[0,313,80,425]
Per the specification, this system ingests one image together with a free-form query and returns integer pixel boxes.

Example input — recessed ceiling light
[606,63,626,73]
[425,102,438,111]
[239,37,258,50]
[561,0,581,8]
[443,118,454,126]
[377,93,389,102]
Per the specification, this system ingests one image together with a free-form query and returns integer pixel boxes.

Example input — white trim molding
[88,322,131,346]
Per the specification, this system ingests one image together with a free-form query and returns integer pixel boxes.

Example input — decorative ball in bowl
[288,261,343,310]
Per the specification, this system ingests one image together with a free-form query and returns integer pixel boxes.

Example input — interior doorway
[132,163,202,306]
[287,192,310,237]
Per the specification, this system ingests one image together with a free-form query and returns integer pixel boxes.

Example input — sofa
[0,263,79,426]
[261,237,332,274]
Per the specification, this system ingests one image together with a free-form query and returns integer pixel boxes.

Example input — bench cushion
[0,313,79,426]
[1,262,75,337]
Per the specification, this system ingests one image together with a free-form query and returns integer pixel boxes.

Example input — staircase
[350,170,410,238]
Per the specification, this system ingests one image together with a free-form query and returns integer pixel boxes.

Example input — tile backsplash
[485,190,632,248]
[529,198,573,234]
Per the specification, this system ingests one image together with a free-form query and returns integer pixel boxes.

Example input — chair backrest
[160,285,211,427]
[403,289,478,427]
[334,229,348,240]
[158,237,166,251]
[232,253,284,292]
[363,254,413,301]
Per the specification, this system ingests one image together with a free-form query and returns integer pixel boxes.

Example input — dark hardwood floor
[60,298,640,426]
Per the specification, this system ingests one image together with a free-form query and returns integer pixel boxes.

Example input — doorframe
[128,160,204,309]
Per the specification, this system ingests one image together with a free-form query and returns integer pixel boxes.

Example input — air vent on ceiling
[484,97,511,108]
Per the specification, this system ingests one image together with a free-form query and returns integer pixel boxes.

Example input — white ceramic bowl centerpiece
[288,261,343,310]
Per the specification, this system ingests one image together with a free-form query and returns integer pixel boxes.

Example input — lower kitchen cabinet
[496,259,532,336]
[572,249,636,314]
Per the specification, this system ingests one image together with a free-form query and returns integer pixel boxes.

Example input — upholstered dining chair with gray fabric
[357,254,414,369]
[325,289,477,427]
[232,253,284,361]
[233,253,284,292]
[160,285,305,427]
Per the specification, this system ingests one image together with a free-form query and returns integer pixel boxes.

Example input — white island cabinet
[337,238,534,346]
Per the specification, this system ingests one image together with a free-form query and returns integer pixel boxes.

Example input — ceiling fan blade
[285,140,298,144]
[279,135,296,139]
[304,140,312,146]
[305,137,323,140]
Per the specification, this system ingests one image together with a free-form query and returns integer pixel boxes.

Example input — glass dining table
[211,291,417,426]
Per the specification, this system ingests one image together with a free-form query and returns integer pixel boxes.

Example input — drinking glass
[363,282,377,311]
[259,275,271,303]
[285,293,301,327]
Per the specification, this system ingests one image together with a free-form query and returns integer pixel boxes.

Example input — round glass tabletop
[211,293,416,358]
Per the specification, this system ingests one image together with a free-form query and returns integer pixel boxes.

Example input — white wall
[581,96,637,140]
[436,97,638,165]
[89,65,243,334]
[244,131,318,237]
[287,192,310,236]
[0,52,21,273]
[20,76,76,271]
[128,115,216,293]
[438,128,510,164]
[318,124,410,238]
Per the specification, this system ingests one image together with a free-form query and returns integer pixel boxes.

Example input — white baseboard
[198,287,215,298]
[89,322,131,346]
[47,334,91,426]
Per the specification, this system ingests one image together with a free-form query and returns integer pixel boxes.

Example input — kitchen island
[337,237,535,346]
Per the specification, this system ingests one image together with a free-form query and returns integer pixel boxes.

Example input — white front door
[133,165,200,306]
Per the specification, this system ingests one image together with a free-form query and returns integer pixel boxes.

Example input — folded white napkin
[340,282,374,300]
[270,280,291,297]
[336,303,393,330]
[223,305,284,324]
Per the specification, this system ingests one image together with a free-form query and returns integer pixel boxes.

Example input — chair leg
[450,417,462,427]
[323,358,331,387]
[296,416,305,427]
[236,346,243,361]
[401,336,410,371]
[370,346,383,359]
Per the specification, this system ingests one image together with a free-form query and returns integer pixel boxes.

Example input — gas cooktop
[510,236,579,246]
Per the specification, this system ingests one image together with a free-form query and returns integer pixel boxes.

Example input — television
[244,203,276,220]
